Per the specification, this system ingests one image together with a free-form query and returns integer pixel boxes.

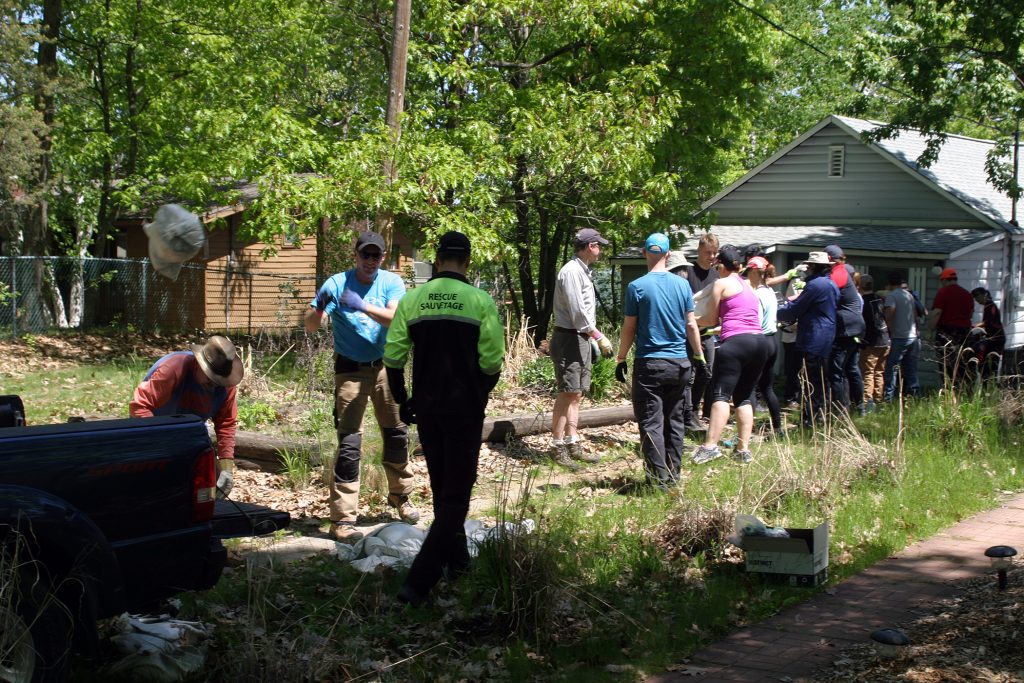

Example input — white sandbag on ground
[335,519,536,573]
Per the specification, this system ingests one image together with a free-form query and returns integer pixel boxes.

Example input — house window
[828,144,845,177]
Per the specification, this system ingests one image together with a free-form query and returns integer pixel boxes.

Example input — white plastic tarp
[335,519,536,573]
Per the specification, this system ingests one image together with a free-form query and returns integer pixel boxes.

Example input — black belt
[553,326,588,338]
[335,355,383,373]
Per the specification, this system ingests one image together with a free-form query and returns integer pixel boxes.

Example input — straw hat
[192,336,244,387]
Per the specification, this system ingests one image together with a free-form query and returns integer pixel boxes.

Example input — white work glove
[216,459,235,499]
[593,331,614,358]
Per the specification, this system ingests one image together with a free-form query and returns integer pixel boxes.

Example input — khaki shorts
[550,329,591,393]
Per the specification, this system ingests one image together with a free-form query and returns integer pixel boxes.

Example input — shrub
[517,357,556,393]
[589,358,617,400]
[237,400,278,429]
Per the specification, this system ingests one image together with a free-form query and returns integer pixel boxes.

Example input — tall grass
[155,389,1024,681]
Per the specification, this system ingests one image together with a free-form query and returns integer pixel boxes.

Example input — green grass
[172,388,1024,681]
[8,341,1022,681]
[2,359,148,423]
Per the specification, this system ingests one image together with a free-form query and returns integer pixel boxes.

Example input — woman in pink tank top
[691,245,774,465]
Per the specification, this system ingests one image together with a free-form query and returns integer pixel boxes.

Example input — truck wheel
[0,559,72,683]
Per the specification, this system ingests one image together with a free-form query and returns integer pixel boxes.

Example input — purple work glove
[314,289,335,312]
[340,288,367,312]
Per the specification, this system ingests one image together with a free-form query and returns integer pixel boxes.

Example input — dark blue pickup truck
[0,395,290,682]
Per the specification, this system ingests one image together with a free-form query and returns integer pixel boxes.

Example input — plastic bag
[104,613,208,682]
[143,204,206,281]
[735,514,766,537]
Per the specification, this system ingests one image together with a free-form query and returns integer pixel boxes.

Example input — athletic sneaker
[731,449,753,464]
[691,445,723,465]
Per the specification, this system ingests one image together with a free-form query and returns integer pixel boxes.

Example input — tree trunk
[375,0,411,250]
[513,156,538,332]
[481,405,633,443]
[90,3,114,259]
[45,260,67,328]
[124,0,142,178]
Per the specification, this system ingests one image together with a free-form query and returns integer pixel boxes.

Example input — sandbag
[143,204,206,280]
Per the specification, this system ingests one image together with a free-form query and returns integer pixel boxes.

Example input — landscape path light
[869,627,910,659]
[984,545,1017,590]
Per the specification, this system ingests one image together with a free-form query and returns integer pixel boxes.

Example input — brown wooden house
[116,181,420,333]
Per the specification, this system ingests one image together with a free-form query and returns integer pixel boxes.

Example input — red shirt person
[931,268,973,329]
[928,268,974,385]
[131,335,243,496]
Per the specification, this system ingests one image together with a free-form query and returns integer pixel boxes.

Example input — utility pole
[377,0,411,258]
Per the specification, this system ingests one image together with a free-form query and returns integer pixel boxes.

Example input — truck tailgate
[211,499,291,539]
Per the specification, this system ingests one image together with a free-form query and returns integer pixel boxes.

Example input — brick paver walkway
[648,493,1024,683]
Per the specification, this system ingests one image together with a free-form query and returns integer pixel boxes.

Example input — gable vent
[828,144,845,177]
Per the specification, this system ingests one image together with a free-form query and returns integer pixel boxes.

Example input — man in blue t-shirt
[305,231,418,543]
[615,233,705,489]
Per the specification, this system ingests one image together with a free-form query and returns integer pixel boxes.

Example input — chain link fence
[0,256,318,337]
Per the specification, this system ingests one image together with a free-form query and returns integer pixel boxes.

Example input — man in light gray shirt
[882,271,925,401]
[550,227,613,467]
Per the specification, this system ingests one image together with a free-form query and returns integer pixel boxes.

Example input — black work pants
[802,354,830,425]
[632,357,691,487]
[936,326,971,388]
[689,335,717,418]
[402,414,481,597]
[782,341,802,405]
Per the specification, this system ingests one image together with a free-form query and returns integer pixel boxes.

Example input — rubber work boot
[330,522,363,544]
[388,494,421,524]
[684,417,707,434]
[550,443,580,471]
[397,583,429,607]
[566,440,599,464]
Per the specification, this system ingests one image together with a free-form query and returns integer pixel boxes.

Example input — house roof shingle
[834,116,1019,233]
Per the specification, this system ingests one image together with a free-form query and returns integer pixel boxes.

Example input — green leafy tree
[257,0,779,341]
[853,0,1023,199]
[0,0,43,245]
[736,0,889,173]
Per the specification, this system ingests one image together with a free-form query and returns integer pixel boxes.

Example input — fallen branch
[481,404,633,443]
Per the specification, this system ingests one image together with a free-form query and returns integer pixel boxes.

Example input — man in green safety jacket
[383,230,505,606]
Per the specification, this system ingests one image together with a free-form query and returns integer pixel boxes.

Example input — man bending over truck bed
[130,335,243,497]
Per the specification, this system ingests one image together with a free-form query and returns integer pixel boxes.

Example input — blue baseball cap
[644,233,670,254]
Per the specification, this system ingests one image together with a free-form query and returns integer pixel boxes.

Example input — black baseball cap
[355,231,386,252]
[438,230,471,254]
[717,244,743,269]
[824,244,844,260]
[575,228,609,246]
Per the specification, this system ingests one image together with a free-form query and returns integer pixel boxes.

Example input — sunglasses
[358,250,384,261]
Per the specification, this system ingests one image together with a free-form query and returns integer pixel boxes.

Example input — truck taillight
[192,447,217,522]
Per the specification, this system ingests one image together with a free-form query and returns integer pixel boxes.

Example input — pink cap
[746,256,770,270]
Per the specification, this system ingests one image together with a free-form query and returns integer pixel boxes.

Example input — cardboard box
[740,522,829,586]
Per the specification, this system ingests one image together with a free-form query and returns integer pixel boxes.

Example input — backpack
[863,294,889,346]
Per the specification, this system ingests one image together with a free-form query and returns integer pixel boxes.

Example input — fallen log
[208,425,321,473]
[481,404,633,443]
